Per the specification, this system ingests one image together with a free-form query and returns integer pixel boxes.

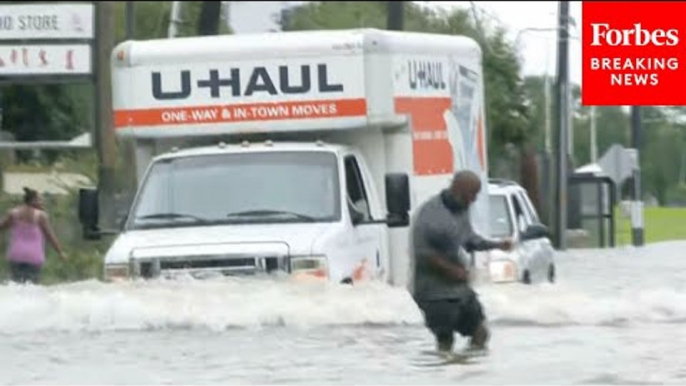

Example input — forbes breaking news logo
[590,23,679,87]
[582,2,686,106]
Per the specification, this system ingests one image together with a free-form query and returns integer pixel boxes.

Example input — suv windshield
[489,195,513,238]
[128,151,341,230]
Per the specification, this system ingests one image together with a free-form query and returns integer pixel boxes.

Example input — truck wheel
[522,270,532,285]
[548,264,556,283]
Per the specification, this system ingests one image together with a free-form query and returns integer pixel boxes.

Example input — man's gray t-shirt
[410,192,498,301]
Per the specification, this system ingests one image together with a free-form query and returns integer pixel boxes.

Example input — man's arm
[464,218,511,252]
[465,231,500,252]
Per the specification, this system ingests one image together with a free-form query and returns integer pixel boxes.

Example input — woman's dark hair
[23,187,38,204]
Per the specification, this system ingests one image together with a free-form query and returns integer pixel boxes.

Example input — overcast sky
[427,1,583,86]
[227,1,584,86]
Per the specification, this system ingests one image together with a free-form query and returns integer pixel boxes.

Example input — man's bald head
[449,170,482,206]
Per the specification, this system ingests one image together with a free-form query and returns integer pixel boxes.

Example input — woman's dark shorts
[9,262,42,284]
[416,288,485,338]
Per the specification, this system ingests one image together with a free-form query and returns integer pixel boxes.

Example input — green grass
[615,206,686,246]
[3,155,685,281]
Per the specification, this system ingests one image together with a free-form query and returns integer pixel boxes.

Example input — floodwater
[2,241,686,385]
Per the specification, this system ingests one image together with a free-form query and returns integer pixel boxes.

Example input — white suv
[474,179,556,284]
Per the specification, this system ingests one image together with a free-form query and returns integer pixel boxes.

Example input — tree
[640,108,684,204]
[0,82,92,164]
[0,1,235,166]
[523,75,551,152]
[523,77,631,168]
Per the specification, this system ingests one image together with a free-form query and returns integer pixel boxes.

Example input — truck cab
[78,28,492,287]
[81,141,410,283]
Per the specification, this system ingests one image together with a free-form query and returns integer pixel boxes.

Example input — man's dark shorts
[416,288,485,338]
[9,262,41,284]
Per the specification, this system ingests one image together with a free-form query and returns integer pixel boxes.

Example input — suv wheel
[522,270,531,285]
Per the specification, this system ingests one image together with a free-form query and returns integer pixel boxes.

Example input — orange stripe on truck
[394,96,453,176]
[394,97,451,130]
[113,98,368,128]
[477,113,487,170]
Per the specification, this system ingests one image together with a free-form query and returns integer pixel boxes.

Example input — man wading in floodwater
[410,170,512,353]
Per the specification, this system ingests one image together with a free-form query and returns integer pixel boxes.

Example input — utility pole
[94,1,117,229]
[631,106,644,246]
[590,106,597,162]
[125,2,135,40]
[222,1,231,32]
[385,0,404,279]
[545,75,552,154]
[554,0,570,250]
[198,2,222,36]
[568,85,574,160]
[168,1,182,38]
[541,44,554,229]
[387,1,404,31]
[540,74,553,228]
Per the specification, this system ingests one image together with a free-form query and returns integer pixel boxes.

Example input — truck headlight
[290,255,328,279]
[104,263,129,281]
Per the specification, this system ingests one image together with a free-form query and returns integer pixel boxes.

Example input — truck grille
[131,255,288,279]
[160,258,256,270]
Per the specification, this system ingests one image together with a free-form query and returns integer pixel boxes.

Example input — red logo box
[582,1,686,106]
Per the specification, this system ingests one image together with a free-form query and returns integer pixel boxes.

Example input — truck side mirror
[79,188,102,240]
[385,173,410,227]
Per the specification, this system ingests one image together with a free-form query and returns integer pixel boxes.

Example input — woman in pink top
[0,187,67,284]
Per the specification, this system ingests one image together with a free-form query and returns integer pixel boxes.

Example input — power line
[467,2,505,26]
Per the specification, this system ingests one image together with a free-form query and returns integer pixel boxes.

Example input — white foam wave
[2,272,686,334]
[479,282,686,327]
[0,277,424,333]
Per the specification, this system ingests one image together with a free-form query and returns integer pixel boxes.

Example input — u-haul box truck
[78,28,491,286]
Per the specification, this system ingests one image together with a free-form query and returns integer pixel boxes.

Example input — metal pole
[168,1,182,38]
[95,1,117,230]
[543,30,552,156]
[609,179,616,248]
[590,106,597,162]
[545,75,552,154]
[223,1,231,31]
[631,106,644,246]
[544,65,553,229]
[597,181,604,247]
[554,1,570,250]
[0,87,4,193]
[387,1,404,31]
[125,2,135,40]
[198,2,222,36]
[568,84,574,158]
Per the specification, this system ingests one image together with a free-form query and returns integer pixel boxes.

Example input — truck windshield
[128,151,341,230]
[489,195,513,238]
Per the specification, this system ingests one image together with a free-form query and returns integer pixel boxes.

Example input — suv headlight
[489,260,517,283]
[290,255,328,279]
[104,263,129,281]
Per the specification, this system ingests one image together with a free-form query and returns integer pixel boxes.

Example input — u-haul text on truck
[78,28,490,287]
